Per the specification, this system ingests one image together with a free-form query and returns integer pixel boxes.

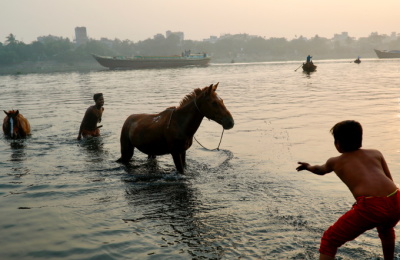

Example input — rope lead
[194,129,225,151]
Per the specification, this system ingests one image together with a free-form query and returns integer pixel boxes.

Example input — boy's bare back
[323,148,397,198]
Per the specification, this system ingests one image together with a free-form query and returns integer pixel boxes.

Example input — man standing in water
[296,120,400,260]
[77,93,104,140]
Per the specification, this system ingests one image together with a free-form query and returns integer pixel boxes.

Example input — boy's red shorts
[319,189,400,257]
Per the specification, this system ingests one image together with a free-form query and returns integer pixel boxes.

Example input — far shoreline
[0,61,105,75]
[0,56,379,76]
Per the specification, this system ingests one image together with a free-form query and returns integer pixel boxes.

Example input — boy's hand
[296,162,310,171]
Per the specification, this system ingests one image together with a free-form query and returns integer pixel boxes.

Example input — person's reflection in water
[79,136,105,163]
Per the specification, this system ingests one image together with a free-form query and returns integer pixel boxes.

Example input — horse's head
[3,110,23,139]
[196,83,234,130]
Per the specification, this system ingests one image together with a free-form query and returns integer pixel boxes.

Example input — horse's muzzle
[221,117,234,130]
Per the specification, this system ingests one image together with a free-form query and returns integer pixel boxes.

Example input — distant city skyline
[4,27,400,45]
[2,1,400,44]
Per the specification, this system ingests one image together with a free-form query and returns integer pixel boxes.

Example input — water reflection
[79,137,104,163]
[302,71,314,78]
[121,163,225,258]
[9,139,27,162]
[7,139,30,177]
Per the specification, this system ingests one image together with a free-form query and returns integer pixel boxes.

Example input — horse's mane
[178,87,205,108]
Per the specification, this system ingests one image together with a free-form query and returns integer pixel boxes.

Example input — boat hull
[302,62,317,72]
[374,49,400,59]
[92,54,211,69]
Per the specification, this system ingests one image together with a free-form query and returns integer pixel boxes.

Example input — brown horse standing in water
[117,83,234,173]
[3,110,31,139]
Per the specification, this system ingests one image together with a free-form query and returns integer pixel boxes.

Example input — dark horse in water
[3,110,31,139]
[117,83,234,173]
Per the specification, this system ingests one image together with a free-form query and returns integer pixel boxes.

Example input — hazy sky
[2,0,400,43]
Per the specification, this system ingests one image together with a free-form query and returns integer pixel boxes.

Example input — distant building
[203,36,218,43]
[383,32,399,43]
[75,27,88,45]
[166,30,184,41]
[100,37,114,48]
[153,33,165,40]
[37,35,64,43]
[332,32,353,45]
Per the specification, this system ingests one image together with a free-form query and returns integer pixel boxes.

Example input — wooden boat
[354,59,361,64]
[92,53,211,69]
[374,49,400,59]
[302,62,317,72]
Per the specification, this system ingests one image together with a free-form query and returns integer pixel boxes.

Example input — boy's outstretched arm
[296,160,334,175]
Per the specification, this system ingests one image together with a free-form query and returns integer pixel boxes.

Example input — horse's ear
[206,83,218,96]
[3,110,8,116]
[16,110,19,116]
[214,82,219,90]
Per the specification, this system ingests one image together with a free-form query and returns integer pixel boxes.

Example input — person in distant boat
[296,120,400,260]
[77,93,104,140]
[306,55,312,63]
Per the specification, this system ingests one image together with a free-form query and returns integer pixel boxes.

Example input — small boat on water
[374,49,400,59]
[354,58,361,64]
[92,53,211,69]
[302,62,317,72]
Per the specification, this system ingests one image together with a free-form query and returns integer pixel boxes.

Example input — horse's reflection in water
[121,165,220,258]
[3,139,31,177]
[120,156,180,182]
[9,140,26,160]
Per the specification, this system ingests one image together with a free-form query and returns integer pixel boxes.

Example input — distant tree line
[1,32,399,66]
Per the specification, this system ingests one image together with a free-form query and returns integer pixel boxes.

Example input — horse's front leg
[171,152,184,173]
[181,151,186,169]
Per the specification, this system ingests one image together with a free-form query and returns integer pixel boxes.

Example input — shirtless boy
[77,93,104,140]
[296,120,400,260]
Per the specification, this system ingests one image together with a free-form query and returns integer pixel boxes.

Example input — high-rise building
[75,27,88,45]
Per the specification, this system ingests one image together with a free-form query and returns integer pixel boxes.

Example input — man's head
[93,93,103,101]
[330,120,362,152]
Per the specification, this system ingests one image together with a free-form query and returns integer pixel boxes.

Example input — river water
[1,59,400,259]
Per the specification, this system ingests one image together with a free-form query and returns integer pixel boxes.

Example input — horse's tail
[117,116,134,163]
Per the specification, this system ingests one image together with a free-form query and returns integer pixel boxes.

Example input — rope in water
[194,129,225,151]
